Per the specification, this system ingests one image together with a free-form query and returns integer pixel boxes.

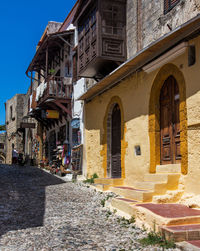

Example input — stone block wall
[126,0,200,59]
[5,94,25,164]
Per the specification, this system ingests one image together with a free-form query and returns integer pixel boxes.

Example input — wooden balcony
[37,76,72,106]
[29,76,73,122]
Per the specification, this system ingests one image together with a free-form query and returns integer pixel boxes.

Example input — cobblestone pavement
[0,165,181,251]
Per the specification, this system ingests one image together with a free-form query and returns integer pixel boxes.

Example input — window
[0,143,4,150]
[85,31,90,48]
[91,9,96,24]
[65,60,72,77]
[91,23,96,38]
[188,45,196,67]
[102,4,124,35]
[85,18,90,33]
[79,38,84,54]
[164,0,180,14]
[10,106,13,121]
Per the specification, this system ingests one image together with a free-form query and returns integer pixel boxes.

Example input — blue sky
[0,0,77,125]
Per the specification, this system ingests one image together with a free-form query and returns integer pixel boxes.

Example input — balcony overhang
[29,79,72,126]
[78,14,200,102]
[79,56,123,80]
[26,30,74,75]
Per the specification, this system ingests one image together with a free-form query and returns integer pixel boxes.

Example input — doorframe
[101,96,127,178]
[149,63,188,174]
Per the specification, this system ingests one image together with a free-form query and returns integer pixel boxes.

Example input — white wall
[73,78,85,144]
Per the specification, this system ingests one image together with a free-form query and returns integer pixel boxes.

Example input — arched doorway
[149,63,188,174]
[102,96,127,179]
[160,76,181,164]
[111,104,121,178]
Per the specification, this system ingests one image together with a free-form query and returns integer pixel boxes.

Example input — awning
[26,30,74,75]
[78,14,200,102]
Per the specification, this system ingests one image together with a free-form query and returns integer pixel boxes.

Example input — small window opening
[135,145,141,156]
[10,106,13,121]
[188,45,196,67]
[164,0,180,14]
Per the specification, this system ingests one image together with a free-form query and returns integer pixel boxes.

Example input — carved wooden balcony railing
[37,76,72,106]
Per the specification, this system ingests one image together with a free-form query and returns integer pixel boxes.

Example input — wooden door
[160,76,181,164]
[111,104,121,178]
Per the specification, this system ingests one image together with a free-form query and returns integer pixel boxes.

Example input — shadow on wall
[0,165,65,237]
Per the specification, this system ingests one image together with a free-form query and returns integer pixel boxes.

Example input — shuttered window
[164,0,180,14]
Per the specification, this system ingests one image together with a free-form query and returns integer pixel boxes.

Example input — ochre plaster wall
[183,37,200,194]
[85,35,200,193]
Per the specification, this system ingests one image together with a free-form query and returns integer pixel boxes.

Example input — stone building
[20,85,38,165]
[26,9,82,167]
[0,132,6,163]
[5,94,25,164]
[76,0,200,218]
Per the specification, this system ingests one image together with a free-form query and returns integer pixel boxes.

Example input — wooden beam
[54,101,72,118]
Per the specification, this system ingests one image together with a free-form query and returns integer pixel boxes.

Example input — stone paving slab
[0,165,181,251]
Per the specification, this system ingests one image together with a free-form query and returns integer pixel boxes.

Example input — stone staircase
[93,177,124,191]
[110,164,181,202]
[93,164,200,247]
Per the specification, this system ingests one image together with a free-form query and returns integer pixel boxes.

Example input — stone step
[161,224,200,242]
[144,173,180,190]
[156,164,181,173]
[92,183,111,191]
[133,181,167,195]
[134,203,200,231]
[177,240,200,250]
[111,197,138,215]
[110,186,153,202]
[94,178,123,186]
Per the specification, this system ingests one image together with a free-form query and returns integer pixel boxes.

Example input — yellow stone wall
[84,35,200,193]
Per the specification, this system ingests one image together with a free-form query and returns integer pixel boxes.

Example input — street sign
[71,118,80,128]
[46,110,59,119]
[20,122,36,129]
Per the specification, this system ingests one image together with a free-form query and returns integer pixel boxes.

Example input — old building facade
[78,0,200,204]
[25,3,86,173]
[5,94,25,164]
[0,132,6,163]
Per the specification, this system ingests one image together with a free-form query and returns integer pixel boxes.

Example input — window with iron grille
[164,0,180,14]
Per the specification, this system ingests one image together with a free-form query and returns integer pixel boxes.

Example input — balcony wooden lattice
[37,76,72,106]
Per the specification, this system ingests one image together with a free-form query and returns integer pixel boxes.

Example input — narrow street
[0,164,150,251]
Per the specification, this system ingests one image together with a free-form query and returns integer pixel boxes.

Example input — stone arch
[101,96,127,178]
[149,63,188,174]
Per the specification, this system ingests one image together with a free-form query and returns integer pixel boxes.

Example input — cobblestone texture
[0,165,181,251]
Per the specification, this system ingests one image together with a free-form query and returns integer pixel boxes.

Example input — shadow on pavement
[0,165,65,237]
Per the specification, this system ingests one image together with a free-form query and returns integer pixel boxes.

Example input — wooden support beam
[54,101,72,118]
